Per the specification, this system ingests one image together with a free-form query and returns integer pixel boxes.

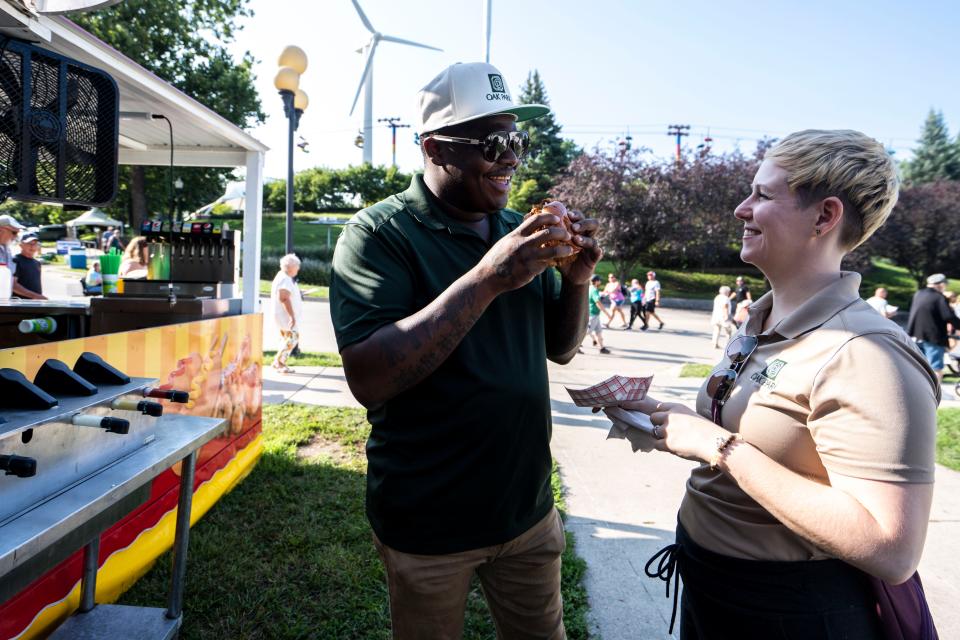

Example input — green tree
[508,71,578,212]
[902,109,960,184]
[72,0,264,231]
[337,164,411,208]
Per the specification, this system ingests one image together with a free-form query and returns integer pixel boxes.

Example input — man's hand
[477,211,576,294]
[555,209,602,285]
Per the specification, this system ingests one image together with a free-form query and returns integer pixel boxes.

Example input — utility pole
[378,117,411,167]
[667,124,690,164]
[482,0,492,62]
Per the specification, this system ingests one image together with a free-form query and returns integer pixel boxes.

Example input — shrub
[260,255,330,286]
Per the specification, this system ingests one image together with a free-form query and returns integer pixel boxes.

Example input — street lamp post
[274,46,309,255]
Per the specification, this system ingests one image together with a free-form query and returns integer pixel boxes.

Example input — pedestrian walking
[643,270,664,329]
[710,285,735,348]
[628,277,647,330]
[865,286,897,319]
[330,62,602,638]
[587,275,610,353]
[906,273,960,383]
[730,276,752,326]
[271,254,303,374]
[604,273,629,328]
[607,129,938,639]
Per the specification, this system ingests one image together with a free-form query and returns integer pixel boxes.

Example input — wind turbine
[349,0,442,164]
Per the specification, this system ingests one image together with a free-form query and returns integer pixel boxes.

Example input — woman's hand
[619,395,731,463]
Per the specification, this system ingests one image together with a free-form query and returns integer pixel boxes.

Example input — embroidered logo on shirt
[764,359,787,380]
[750,359,787,390]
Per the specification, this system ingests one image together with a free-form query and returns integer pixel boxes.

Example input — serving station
[0,5,268,639]
[0,354,225,639]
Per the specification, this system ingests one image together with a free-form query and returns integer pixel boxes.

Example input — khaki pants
[373,508,567,640]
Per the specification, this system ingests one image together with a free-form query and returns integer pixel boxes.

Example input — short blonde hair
[719,285,731,296]
[766,129,899,249]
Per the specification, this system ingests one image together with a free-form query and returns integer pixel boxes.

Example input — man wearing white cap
[0,214,26,299]
[12,233,47,299]
[906,273,960,382]
[332,62,601,637]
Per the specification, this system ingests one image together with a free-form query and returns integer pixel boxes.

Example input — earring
[815,227,821,236]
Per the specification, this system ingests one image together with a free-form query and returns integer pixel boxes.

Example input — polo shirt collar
[401,174,512,237]
[745,271,862,339]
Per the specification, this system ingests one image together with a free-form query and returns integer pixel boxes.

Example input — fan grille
[0,39,117,207]
[0,48,22,191]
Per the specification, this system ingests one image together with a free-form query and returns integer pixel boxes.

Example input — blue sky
[230,0,960,180]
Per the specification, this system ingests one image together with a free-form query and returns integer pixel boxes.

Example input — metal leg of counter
[167,450,197,620]
[49,453,199,640]
[78,536,100,613]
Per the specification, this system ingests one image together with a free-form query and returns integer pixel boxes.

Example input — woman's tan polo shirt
[680,272,939,561]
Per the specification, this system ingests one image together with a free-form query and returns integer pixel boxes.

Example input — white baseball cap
[0,214,25,230]
[417,62,550,134]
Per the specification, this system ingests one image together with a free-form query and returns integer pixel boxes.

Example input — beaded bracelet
[709,433,742,470]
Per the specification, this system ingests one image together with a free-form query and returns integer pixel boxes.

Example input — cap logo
[486,74,510,101]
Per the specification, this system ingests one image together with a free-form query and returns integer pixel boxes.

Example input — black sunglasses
[424,130,530,162]
[705,335,759,425]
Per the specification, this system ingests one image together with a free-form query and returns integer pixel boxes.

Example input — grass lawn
[679,363,713,378]
[227,213,347,254]
[593,260,765,300]
[262,351,342,367]
[117,404,591,639]
[937,408,960,472]
[257,279,329,299]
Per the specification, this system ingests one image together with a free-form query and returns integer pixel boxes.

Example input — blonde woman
[119,236,149,278]
[609,130,937,637]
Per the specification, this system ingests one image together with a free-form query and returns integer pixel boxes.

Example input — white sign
[55,239,82,255]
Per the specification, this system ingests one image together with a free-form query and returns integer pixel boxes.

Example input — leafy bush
[261,255,330,286]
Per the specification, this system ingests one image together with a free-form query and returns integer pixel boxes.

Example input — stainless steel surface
[0,484,149,604]
[79,536,99,613]
[0,299,91,311]
[0,377,157,436]
[49,604,180,640]
[0,378,160,524]
[0,415,226,588]
[117,279,236,299]
[166,450,196,620]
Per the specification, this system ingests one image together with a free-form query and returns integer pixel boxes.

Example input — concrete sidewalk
[263,300,960,639]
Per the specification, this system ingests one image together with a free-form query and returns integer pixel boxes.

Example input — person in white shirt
[864,287,897,319]
[711,286,736,348]
[643,270,665,329]
[270,253,303,373]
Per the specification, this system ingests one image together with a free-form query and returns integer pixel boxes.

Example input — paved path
[265,300,960,638]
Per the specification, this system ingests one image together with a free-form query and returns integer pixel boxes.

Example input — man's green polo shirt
[330,174,559,554]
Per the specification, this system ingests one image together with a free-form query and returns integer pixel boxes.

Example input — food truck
[0,3,268,638]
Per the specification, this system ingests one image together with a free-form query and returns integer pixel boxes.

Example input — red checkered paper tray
[565,375,653,408]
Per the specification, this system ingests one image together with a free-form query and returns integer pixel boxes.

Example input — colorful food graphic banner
[0,313,263,640]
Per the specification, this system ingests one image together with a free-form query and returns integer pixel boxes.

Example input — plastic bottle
[19,317,57,334]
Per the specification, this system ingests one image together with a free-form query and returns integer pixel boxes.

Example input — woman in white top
[710,285,735,348]
[271,254,303,373]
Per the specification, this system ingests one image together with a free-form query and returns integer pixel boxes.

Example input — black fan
[0,38,118,207]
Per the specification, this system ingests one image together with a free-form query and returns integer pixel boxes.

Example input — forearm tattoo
[380,282,484,393]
